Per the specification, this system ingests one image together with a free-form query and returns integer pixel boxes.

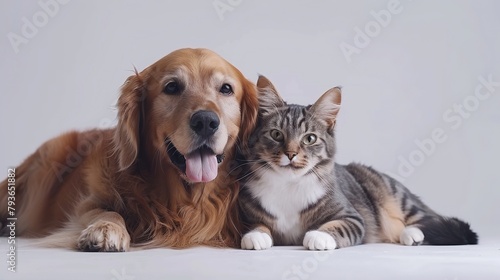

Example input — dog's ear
[114,72,145,171]
[256,75,285,117]
[239,79,259,151]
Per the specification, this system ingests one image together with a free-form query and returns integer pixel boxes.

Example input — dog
[0,48,259,251]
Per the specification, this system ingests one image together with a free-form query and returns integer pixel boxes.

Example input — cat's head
[246,75,341,177]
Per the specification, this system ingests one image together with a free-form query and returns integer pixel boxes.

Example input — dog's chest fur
[247,170,326,244]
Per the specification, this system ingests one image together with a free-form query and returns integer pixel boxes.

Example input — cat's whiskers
[235,161,271,183]
[310,166,331,187]
[227,159,262,175]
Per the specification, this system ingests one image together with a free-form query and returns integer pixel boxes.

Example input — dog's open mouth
[166,141,224,183]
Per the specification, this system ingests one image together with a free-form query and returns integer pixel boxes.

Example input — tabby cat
[238,76,478,250]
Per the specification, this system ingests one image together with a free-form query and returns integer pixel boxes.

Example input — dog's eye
[219,83,233,95]
[163,81,181,95]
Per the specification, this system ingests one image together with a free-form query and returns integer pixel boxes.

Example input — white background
[1,0,499,240]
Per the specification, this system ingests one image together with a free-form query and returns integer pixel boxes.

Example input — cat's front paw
[400,226,424,246]
[303,230,337,250]
[241,230,273,250]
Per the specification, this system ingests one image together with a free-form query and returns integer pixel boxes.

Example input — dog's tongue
[185,149,218,183]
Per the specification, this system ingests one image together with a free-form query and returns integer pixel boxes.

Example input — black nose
[190,110,220,138]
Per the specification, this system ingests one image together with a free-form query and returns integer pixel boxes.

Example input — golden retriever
[0,48,258,251]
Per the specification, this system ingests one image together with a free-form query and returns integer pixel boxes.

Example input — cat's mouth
[277,156,306,170]
[279,164,303,170]
[272,163,310,178]
[274,160,309,174]
[166,141,224,183]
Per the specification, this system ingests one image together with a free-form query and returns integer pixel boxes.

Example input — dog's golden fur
[0,48,258,251]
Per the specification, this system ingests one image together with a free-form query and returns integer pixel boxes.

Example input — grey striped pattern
[238,78,477,249]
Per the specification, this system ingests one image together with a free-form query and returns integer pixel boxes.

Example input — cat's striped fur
[238,76,478,250]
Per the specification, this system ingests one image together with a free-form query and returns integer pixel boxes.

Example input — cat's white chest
[248,170,326,244]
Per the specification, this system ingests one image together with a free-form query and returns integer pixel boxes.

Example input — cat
[237,75,478,250]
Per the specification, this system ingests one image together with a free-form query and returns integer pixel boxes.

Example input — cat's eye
[302,134,317,145]
[270,129,284,142]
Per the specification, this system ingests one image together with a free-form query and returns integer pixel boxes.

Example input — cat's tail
[420,216,478,245]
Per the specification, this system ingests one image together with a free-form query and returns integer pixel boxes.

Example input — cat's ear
[257,75,285,116]
[310,87,342,129]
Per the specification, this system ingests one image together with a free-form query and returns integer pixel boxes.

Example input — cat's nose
[286,152,297,161]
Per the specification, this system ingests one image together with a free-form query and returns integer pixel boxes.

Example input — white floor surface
[0,238,499,280]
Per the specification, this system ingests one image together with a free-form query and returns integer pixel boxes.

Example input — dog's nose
[190,110,220,137]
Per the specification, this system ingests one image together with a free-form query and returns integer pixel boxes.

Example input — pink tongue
[185,150,218,183]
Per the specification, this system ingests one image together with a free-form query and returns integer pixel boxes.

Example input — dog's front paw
[303,230,337,250]
[77,221,130,252]
[241,230,273,250]
[400,226,424,246]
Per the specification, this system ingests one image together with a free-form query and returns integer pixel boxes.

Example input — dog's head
[114,48,258,183]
